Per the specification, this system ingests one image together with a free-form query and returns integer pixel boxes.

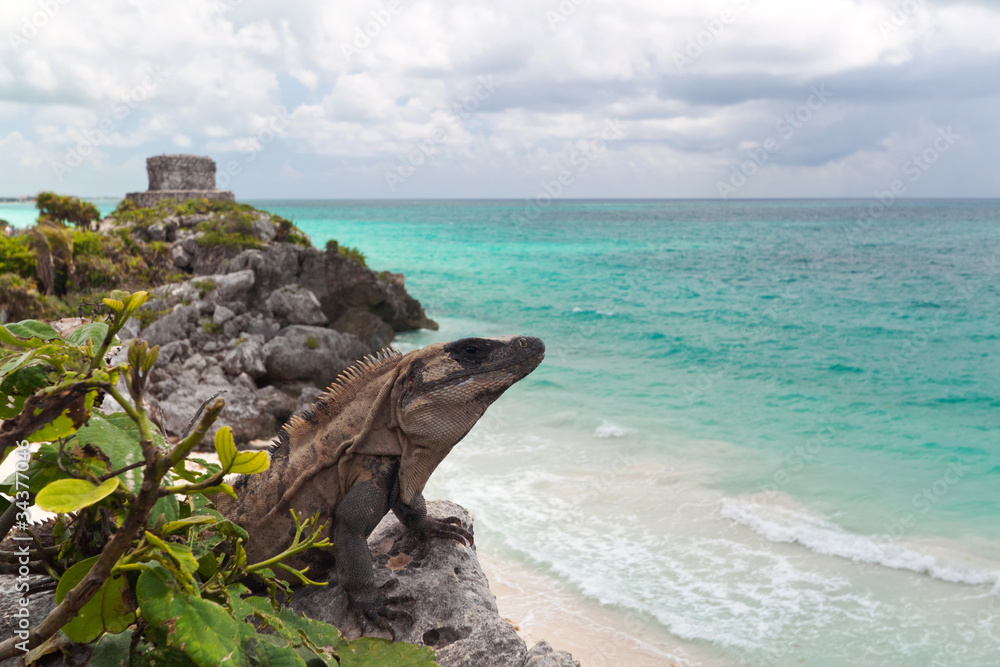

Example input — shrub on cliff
[0,294,439,665]
[325,239,367,267]
[0,234,35,279]
[0,273,48,322]
[36,192,101,231]
[195,210,265,250]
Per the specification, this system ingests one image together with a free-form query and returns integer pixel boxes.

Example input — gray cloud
[0,0,997,198]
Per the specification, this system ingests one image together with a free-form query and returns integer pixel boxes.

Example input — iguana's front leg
[334,459,413,636]
[391,490,474,548]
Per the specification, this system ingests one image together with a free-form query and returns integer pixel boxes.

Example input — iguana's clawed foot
[424,516,474,547]
[354,579,414,641]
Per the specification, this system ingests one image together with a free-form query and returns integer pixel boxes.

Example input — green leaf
[0,320,60,347]
[196,553,219,580]
[214,427,237,470]
[0,363,51,419]
[188,457,223,475]
[0,350,35,375]
[255,636,308,667]
[2,443,71,495]
[200,483,237,499]
[214,426,268,474]
[65,322,110,348]
[55,556,136,644]
[338,637,438,667]
[136,565,247,667]
[35,477,119,513]
[229,450,269,475]
[273,606,344,651]
[161,516,215,535]
[135,646,199,667]
[149,494,180,530]
[68,412,160,493]
[124,291,150,316]
[90,631,133,667]
[26,388,96,443]
[144,531,200,584]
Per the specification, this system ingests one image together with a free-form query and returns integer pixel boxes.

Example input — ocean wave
[570,306,617,317]
[720,498,1000,592]
[593,419,635,438]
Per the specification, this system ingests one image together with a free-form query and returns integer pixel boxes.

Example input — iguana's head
[390,335,544,502]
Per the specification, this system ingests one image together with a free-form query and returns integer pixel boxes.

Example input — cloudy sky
[0,0,997,199]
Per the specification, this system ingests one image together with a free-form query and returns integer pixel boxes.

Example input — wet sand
[478,551,730,667]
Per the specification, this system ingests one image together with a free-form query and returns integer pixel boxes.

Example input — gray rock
[200,363,230,387]
[178,213,212,228]
[172,242,192,268]
[266,285,328,326]
[154,280,199,308]
[262,326,368,386]
[182,353,209,374]
[157,380,275,443]
[205,269,255,303]
[142,304,200,347]
[299,246,437,332]
[253,212,276,241]
[255,385,297,421]
[147,223,166,241]
[228,244,303,293]
[331,308,395,350]
[524,641,580,667]
[295,384,323,415]
[232,372,257,391]
[156,340,192,365]
[222,313,281,340]
[290,501,532,667]
[181,233,202,255]
[163,216,179,241]
[0,579,88,667]
[222,336,267,378]
[214,304,236,325]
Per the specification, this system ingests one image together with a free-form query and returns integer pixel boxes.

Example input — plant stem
[88,314,121,374]
[0,462,161,660]
[161,398,225,473]
[159,470,227,496]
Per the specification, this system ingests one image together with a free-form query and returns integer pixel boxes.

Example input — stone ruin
[125,155,235,208]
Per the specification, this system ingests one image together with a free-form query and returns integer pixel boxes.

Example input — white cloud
[0,0,996,197]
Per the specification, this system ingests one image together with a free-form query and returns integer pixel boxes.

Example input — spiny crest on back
[275,347,404,446]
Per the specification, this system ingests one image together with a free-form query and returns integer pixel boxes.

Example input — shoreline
[477,550,730,667]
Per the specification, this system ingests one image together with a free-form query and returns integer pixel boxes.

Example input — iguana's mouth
[506,336,545,379]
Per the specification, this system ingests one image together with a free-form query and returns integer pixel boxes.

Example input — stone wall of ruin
[147,155,217,191]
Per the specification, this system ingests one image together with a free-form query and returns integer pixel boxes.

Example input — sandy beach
[478,551,729,667]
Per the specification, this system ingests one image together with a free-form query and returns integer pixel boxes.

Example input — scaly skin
[215,335,545,633]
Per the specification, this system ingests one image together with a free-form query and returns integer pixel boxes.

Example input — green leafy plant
[36,192,101,232]
[201,318,223,335]
[193,279,216,298]
[339,245,367,268]
[0,273,49,322]
[0,291,439,665]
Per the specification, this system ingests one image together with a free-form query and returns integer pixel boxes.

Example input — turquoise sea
[4,199,999,665]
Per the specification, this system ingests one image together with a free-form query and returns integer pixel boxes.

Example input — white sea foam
[593,419,634,438]
[570,306,616,316]
[720,497,1000,592]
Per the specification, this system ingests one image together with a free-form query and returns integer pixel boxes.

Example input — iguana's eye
[463,345,480,355]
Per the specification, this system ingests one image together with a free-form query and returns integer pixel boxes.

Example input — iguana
[214,335,544,632]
